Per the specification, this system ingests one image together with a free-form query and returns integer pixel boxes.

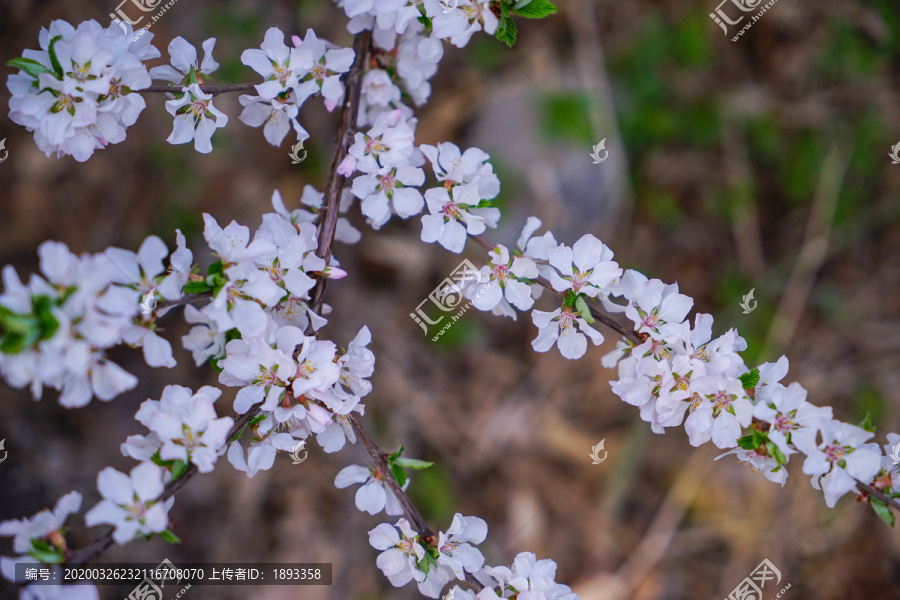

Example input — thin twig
[469,234,642,344]
[309,30,372,314]
[856,480,900,513]
[140,84,256,96]
[66,406,262,567]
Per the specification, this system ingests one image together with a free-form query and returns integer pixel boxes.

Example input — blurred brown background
[1,0,900,598]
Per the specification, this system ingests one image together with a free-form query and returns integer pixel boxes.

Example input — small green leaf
[751,429,767,447]
[737,435,756,450]
[170,459,189,480]
[394,457,434,470]
[151,450,168,467]
[249,414,267,426]
[739,368,760,389]
[871,497,895,527]
[765,440,787,466]
[158,528,182,544]
[388,444,405,463]
[857,411,876,433]
[496,15,518,47]
[207,260,224,275]
[183,280,211,294]
[513,0,558,18]
[28,539,65,564]
[390,463,408,488]
[574,295,595,324]
[47,36,64,78]
[7,57,52,79]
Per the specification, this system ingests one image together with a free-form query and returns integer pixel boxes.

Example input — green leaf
[388,443,405,463]
[151,450,168,467]
[28,539,65,564]
[47,36,64,78]
[857,411,877,433]
[751,428,767,448]
[574,295,595,324]
[496,15,518,47]
[170,459,189,480]
[739,368,760,389]
[390,463,408,488]
[33,295,59,341]
[765,440,787,466]
[737,435,756,450]
[513,0,558,18]
[1,327,41,355]
[394,457,434,470]
[183,280,211,294]
[7,57,52,79]
[158,528,182,544]
[871,497,895,527]
[207,260,224,275]
[248,413,267,426]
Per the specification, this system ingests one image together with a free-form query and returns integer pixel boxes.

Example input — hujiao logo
[109,0,163,30]
[708,0,763,35]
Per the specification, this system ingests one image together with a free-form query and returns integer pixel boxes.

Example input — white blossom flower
[164,83,228,153]
[219,330,299,414]
[419,142,500,200]
[547,235,622,298]
[352,165,425,229]
[227,415,296,478]
[470,245,539,314]
[368,519,426,587]
[531,307,603,360]
[621,272,693,341]
[84,462,173,544]
[181,304,225,366]
[348,109,417,172]
[797,420,882,508]
[292,337,341,399]
[241,27,315,101]
[482,552,578,600]
[149,37,219,84]
[421,184,500,253]
[0,491,81,553]
[334,464,407,515]
[683,376,753,449]
[429,0,499,48]
[137,385,234,473]
[335,326,376,398]
[752,382,832,459]
[435,513,487,578]
[293,29,356,111]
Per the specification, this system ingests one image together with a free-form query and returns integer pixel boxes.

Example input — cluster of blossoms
[238,27,355,146]
[0,232,191,407]
[7,19,158,161]
[4,0,899,599]
[366,517,576,600]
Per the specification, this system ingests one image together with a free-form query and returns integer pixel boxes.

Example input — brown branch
[348,414,433,537]
[469,234,642,345]
[140,83,257,96]
[856,480,900,513]
[308,30,372,314]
